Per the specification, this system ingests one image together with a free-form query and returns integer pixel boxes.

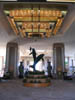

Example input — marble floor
[0,79,75,100]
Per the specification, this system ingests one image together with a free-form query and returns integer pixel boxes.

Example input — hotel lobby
[0,1,75,100]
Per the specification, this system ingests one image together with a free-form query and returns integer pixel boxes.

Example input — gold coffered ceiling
[4,4,67,38]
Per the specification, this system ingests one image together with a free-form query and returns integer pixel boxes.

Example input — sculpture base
[24,83,51,87]
[23,71,51,87]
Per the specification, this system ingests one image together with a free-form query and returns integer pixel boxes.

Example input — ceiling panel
[4,3,67,38]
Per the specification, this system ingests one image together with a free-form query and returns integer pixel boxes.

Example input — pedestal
[23,71,51,87]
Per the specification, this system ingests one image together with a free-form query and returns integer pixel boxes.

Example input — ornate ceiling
[4,4,67,38]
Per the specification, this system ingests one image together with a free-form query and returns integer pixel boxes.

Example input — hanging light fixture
[4,5,67,38]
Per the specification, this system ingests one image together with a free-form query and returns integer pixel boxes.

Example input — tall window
[0,47,6,77]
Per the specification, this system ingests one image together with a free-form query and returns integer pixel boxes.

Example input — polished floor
[0,79,75,100]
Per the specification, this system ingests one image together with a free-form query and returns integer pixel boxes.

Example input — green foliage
[30,80,33,83]
[3,72,13,79]
[23,71,51,84]
[23,78,27,83]
[28,71,44,75]
[37,80,41,83]
[46,79,51,83]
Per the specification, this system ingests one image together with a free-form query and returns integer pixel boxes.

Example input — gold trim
[7,17,19,35]
[5,7,67,38]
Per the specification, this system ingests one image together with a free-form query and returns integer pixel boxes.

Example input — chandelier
[4,7,67,38]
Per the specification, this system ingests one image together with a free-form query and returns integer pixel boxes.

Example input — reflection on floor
[0,79,75,100]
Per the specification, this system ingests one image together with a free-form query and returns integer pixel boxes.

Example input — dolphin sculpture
[29,47,44,72]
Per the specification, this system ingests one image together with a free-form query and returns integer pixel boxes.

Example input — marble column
[53,43,65,79]
[6,42,18,77]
